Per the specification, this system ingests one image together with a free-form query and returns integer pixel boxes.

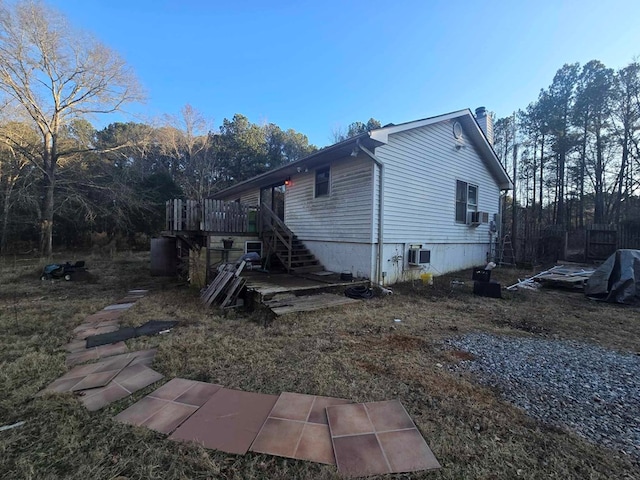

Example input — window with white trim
[456,180,478,223]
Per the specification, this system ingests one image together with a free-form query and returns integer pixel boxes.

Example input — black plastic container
[472,268,491,282]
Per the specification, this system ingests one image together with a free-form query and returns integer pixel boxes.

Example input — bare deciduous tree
[0,0,143,256]
[0,120,38,253]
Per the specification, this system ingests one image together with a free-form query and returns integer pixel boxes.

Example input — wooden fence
[618,222,640,249]
[508,220,640,264]
[165,199,259,233]
[585,225,617,260]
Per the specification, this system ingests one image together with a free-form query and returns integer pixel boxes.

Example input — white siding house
[214,108,511,285]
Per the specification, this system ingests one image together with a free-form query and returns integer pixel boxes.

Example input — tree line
[494,59,640,244]
[0,1,321,255]
[0,105,317,254]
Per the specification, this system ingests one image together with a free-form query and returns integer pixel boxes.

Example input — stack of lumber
[506,265,594,291]
[535,265,594,289]
[201,261,246,308]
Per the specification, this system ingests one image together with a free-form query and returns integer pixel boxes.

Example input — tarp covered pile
[585,249,640,304]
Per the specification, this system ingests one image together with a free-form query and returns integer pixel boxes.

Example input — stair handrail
[260,202,293,270]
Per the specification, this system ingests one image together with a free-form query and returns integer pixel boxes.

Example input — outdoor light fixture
[284,177,291,186]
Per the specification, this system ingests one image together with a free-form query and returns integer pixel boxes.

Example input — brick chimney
[475,106,494,146]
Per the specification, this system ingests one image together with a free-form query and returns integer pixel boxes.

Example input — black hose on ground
[344,285,374,299]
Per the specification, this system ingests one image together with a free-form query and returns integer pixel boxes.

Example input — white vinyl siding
[285,155,374,242]
[375,120,500,244]
[221,188,260,206]
[240,189,260,206]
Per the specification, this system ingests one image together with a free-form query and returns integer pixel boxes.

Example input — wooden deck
[264,293,360,316]
[242,270,368,315]
[242,271,367,298]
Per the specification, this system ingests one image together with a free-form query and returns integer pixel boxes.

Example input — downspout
[498,189,506,260]
[357,139,384,285]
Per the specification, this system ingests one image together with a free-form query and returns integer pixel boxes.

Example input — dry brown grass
[0,254,639,479]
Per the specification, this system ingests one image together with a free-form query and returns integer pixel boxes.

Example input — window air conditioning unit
[408,248,431,265]
[468,211,489,225]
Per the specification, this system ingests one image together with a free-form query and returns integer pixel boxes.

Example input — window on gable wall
[456,180,478,223]
[315,166,330,197]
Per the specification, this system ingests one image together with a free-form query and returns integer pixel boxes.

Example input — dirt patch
[386,334,426,351]
[448,349,476,361]
[357,360,390,375]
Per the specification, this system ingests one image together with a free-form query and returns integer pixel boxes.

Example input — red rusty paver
[250,392,350,465]
[79,363,164,411]
[326,400,440,477]
[115,378,223,434]
[169,388,278,455]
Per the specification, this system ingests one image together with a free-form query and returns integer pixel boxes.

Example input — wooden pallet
[200,261,246,308]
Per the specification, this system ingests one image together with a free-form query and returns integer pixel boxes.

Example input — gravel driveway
[445,333,640,459]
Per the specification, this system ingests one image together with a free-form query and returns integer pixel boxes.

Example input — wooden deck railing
[165,199,259,233]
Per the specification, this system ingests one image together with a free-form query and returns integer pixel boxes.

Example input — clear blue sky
[48,0,640,147]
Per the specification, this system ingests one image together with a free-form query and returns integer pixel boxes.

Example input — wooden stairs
[260,203,324,274]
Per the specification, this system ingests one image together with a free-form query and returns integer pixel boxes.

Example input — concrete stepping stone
[104,348,157,365]
[41,355,134,394]
[115,378,222,435]
[64,340,88,353]
[74,325,120,341]
[79,364,164,411]
[169,388,278,454]
[103,303,135,311]
[66,341,128,367]
[82,310,125,324]
[326,400,440,477]
[250,392,350,465]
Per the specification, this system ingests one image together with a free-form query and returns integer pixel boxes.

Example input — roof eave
[458,114,512,191]
[211,133,382,200]
[370,109,512,190]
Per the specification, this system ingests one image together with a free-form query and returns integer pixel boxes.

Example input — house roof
[369,109,512,190]
[211,133,383,199]
[212,108,512,200]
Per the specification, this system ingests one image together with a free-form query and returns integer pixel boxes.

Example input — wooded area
[494,60,640,263]
[0,107,316,254]
[0,1,316,256]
